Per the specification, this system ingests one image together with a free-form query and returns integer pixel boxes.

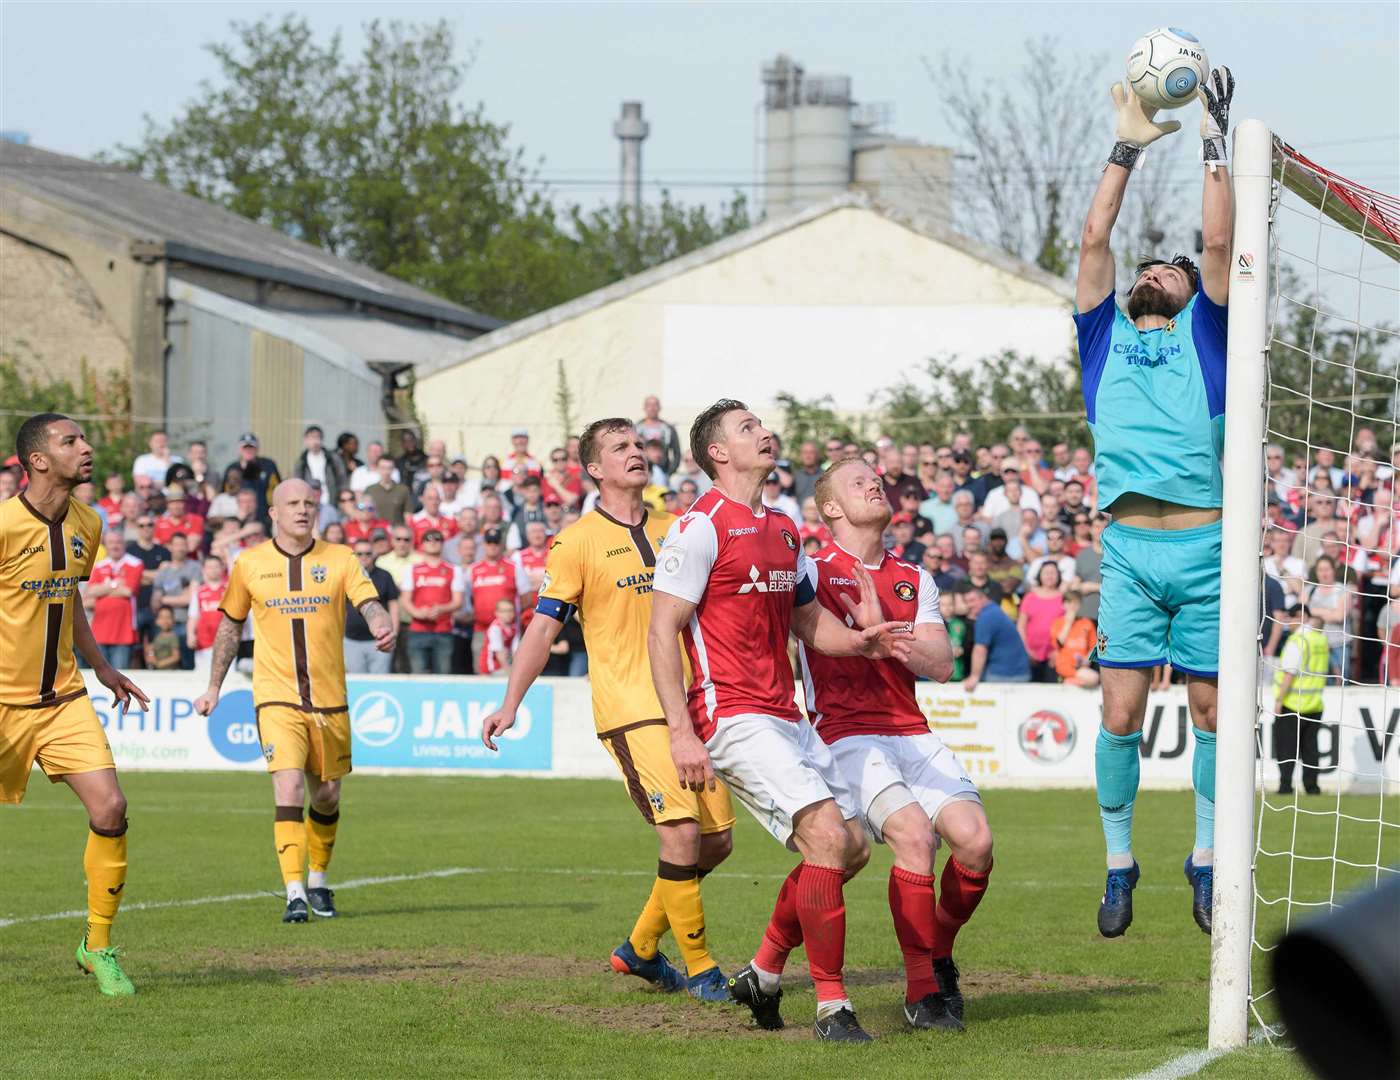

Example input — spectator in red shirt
[86,530,145,668]
[504,428,542,477]
[512,520,551,626]
[98,474,125,521]
[398,530,465,674]
[481,598,520,676]
[187,555,228,675]
[467,527,527,673]
[541,448,582,510]
[344,498,390,544]
[410,485,459,549]
[154,486,206,556]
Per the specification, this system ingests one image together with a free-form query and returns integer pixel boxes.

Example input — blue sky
[4,1,1396,209]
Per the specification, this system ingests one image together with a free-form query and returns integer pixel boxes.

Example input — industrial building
[0,141,500,471]
[414,194,1075,463]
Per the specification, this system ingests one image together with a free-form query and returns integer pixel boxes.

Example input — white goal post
[1209,117,1272,1051]
[1209,120,1400,1050]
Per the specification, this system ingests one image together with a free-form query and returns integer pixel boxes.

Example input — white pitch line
[1127,1047,1227,1080]
[0,863,1183,931]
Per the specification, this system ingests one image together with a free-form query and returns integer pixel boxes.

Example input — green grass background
[3,774,1390,1079]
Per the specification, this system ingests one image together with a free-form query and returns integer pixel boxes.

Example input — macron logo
[737,565,768,594]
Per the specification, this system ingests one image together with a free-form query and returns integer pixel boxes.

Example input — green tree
[1267,268,1399,461]
[0,354,143,483]
[773,392,862,449]
[112,16,752,321]
[875,350,1087,449]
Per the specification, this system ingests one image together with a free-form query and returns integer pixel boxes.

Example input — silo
[761,56,800,219]
[790,74,852,211]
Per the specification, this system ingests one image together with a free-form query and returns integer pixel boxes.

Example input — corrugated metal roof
[0,141,503,333]
[277,312,468,367]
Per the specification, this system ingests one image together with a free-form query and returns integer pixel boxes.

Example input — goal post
[1209,117,1273,1052]
[1209,122,1400,1051]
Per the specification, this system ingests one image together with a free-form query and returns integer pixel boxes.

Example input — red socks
[889,865,938,1003]
[932,855,991,959]
[754,864,803,975]
[795,862,848,1005]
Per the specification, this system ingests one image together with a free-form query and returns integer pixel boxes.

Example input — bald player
[195,480,394,923]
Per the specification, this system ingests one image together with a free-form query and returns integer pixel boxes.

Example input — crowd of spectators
[9,401,1390,691]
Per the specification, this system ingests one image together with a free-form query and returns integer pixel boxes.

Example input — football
[1126,27,1209,111]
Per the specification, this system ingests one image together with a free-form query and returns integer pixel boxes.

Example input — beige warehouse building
[416,195,1076,463]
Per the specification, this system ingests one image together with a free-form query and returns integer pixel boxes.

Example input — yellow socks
[307,806,339,877]
[626,878,671,960]
[83,820,128,950]
[655,861,715,977]
[274,806,306,887]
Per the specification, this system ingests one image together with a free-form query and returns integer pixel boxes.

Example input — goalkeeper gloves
[1199,66,1235,168]
[1108,82,1182,171]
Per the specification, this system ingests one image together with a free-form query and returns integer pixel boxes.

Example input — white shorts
[828,732,981,844]
[705,713,859,850]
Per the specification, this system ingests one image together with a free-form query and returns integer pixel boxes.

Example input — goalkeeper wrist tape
[1107,141,1144,171]
[1201,136,1229,167]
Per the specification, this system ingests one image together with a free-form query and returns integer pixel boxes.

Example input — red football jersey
[469,557,525,631]
[88,555,144,646]
[345,518,390,544]
[191,581,227,649]
[512,546,550,627]
[800,545,943,743]
[401,560,465,633]
[154,512,205,554]
[482,616,517,674]
[410,511,459,550]
[653,488,813,741]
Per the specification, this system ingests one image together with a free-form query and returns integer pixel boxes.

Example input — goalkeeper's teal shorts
[1095,518,1222,678]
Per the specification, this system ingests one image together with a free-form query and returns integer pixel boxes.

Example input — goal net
[1211,123,1400,1047]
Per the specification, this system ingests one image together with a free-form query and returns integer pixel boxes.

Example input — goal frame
[1208,117,1272,1051]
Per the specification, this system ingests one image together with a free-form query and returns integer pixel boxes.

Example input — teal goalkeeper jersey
[1074,280,1229,512]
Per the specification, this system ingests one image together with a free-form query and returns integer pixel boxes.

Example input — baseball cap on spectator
[442,472,461,486]
[1002,465,1019,476]
[483,527,503,544]
[511,428,529,438]
[307,478,323,492]
[370,527,389,541]
[421,529,444,543]
[238,432,259,448]
[164,485,186,501]
[951,450,972,464]
[543,495,561,507]
[765,472,780,483]
[891,512,913,525]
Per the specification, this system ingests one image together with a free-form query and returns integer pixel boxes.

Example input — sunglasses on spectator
[551,454,566,463]
[137,519,155,527]
[354,548,373,557]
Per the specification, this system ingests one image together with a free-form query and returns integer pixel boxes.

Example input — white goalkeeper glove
[1108,81,1182,171]
[1199,66,1235,168]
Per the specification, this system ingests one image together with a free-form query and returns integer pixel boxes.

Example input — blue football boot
[686,965,732,1002]
[1097,861,1141,938]
[1184,856,1214,935]
[610,940,686,992]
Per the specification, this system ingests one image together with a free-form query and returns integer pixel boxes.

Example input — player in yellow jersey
[1,414,149,996]
[482,419,736,1002]
[193,480,394,923]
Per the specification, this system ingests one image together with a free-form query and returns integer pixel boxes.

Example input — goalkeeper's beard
[1127,282,1184,321]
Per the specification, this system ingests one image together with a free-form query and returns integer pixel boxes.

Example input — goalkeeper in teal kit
[1074,67,1235,938]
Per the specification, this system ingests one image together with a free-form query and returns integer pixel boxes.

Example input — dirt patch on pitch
[777,966,1138,993]
[533,1002,812,1042]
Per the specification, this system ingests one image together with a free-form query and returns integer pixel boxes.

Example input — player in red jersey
[802,458,994,1032]
[650,399,912,1044]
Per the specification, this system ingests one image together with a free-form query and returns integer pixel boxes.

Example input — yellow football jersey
[0,494,102,707]
[537,507,681,736]
[220,538,377,713]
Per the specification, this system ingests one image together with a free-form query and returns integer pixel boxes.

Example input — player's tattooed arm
[192,616,243,717]
[357,599,397,654]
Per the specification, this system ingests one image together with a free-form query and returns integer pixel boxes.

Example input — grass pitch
[3,773,1387,1079]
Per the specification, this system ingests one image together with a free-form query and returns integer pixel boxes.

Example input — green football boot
[76,938,136,997]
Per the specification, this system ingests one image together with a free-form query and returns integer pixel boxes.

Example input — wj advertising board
[77,673,1397,790]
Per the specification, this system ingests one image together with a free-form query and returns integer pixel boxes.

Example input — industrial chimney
[613,102,649,217]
